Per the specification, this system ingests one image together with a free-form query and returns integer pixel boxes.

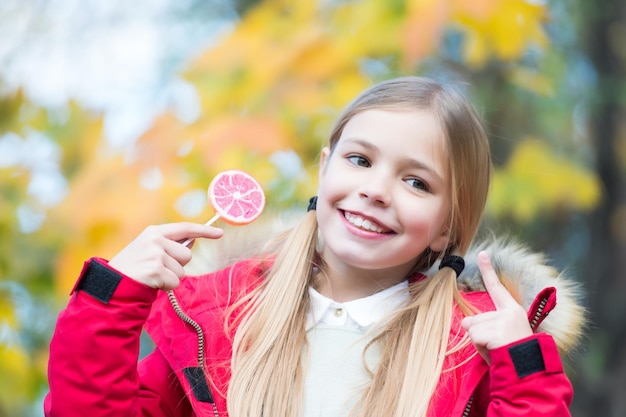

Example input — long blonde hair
[227,76,492,417]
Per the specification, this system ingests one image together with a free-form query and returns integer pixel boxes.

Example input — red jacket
[45,257,573,417]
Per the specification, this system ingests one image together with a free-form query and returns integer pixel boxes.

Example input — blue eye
[347,155,371,167]
[406,178,429,192]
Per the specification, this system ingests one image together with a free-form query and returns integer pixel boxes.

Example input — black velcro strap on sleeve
[508,338,546,378]
[183,367,214,403]
[75,259,122,304]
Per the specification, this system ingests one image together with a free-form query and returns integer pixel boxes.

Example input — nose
[358,172,392,206]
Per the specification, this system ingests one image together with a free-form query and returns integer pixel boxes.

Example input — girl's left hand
[460,251,533,364]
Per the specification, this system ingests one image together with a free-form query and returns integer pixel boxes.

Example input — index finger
[159,222,224,242]
[477,250,517,310]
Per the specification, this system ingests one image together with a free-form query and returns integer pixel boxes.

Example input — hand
[461,251,533,364]
[108,222,224,290]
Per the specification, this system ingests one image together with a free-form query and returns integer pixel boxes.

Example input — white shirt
[302,280,409,417]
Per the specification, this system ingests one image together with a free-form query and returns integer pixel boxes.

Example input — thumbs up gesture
[461,251,533,364]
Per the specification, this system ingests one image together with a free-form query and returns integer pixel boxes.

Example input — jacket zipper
[167,290,220,417]
[529,297,548,331]
[460,295,549,416]
[461,395,473,417]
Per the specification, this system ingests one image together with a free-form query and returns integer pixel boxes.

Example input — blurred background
[0,0,624,415]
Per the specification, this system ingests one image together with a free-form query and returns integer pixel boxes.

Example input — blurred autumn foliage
[1,0,624,416]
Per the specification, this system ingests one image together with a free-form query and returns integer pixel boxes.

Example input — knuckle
[145,225,167,240]
[144,224,159,235]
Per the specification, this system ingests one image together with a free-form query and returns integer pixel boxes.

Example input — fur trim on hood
[186,214,586,355]
[434,238,586,355]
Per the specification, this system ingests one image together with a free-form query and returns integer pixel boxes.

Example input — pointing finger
[151,222,224,243]
[478,251,517,310]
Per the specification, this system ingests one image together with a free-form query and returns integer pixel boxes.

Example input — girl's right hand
[108,222,224,290]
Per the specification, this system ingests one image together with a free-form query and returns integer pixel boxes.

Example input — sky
[0,0,236,146]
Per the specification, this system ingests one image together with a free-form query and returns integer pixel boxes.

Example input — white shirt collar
[306,280,409,331]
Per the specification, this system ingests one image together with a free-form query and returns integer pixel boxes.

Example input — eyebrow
[342,137,445,184]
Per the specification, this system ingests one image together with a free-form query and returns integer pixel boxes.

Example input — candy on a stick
[182,169,265,247]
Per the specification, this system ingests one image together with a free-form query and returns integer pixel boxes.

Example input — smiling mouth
[344,211,388,233]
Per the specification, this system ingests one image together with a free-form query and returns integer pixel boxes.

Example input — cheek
[316,182,339,214]
[402,201,449,238]
[315,199,336,242]
[427,203,451,247]
[317,165,345,202]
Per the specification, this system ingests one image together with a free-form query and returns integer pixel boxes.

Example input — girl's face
[317,108,450,279]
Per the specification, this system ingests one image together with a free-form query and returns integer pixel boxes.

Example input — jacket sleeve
[44,258,191,417]
[473,333,573,417]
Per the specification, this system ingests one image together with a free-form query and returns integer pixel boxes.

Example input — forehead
[337,108,449,178]
[339,108,446,152]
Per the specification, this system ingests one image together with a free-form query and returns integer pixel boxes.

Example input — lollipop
[207,169,266,225]
[182,169,265,246]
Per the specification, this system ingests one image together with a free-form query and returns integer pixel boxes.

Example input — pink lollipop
[182,170,265,246]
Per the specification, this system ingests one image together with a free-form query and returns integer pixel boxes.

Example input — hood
[435,238,587,355]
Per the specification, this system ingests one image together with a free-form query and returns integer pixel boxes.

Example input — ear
[318,146,331,179]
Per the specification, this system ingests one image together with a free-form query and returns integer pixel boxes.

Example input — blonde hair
[227,76,492,417]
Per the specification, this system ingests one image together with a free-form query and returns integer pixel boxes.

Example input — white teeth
[345,212,384,233]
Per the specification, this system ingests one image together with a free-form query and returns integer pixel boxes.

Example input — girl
[45,77,584,417]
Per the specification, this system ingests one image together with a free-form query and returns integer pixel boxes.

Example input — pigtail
[228,210,319,417]
[351,267,462,417]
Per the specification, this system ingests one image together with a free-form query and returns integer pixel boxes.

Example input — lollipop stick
[203,213,221,227]
[181,213,221,247]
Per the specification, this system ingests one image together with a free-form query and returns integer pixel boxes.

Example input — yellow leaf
[0,344,31,407]
[331,0,403,57]
[507,67,555,96]
[490,1,547,60]
[0,292,17,329]
[454,0,548,66]
[289,35,346,81]
[487,139,602,222]
[461,28,489,68]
